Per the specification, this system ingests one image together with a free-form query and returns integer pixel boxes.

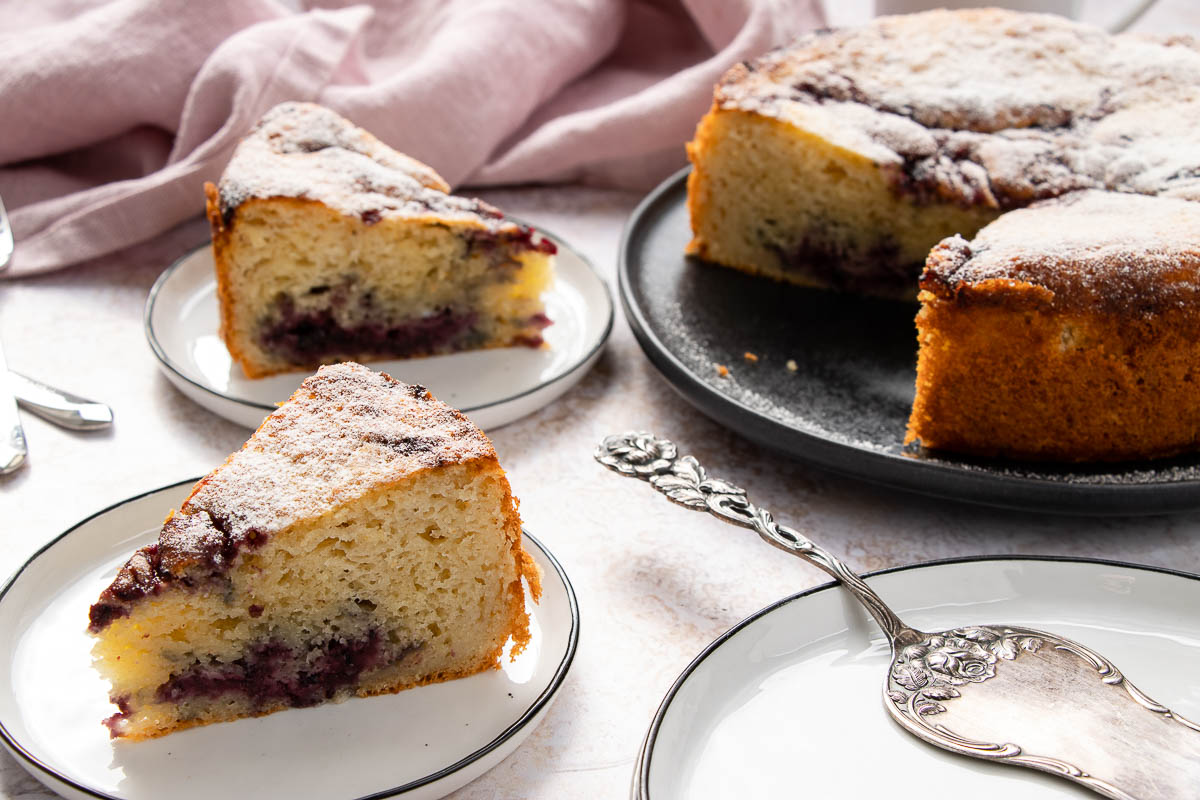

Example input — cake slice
[907,191,1200,462]
[205,102,556,379]
[88,362,541,740]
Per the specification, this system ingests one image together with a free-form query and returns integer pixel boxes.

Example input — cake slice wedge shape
[88,362,541,740]
[205,102,556,378]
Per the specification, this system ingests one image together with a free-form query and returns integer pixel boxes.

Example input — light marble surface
[4,4,1200,798]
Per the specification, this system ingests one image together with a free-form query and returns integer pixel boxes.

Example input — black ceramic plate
[619,168,1200,515]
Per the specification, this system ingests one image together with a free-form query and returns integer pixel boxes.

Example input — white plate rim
[0,478,580,800]
[143,222,614,417]
[631,554,1200,799]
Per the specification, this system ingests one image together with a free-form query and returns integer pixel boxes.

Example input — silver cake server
[597,432,1200,799]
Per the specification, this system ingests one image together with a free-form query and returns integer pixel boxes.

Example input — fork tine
[0,194,12,271]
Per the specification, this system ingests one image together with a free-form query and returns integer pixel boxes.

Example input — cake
[907,191,1200,462]
[685,9,1200,461]
[205,102,556,379]
[686,10,1200,298]
[88,362,541,740]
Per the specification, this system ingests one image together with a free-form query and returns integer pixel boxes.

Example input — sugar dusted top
[717,9,1200,209]
[215,102,521,231]
[184,362,495,535]
[89,363,497,630]
[922,191,1200,312]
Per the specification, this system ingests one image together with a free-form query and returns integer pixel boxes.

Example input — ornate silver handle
[596,432,920,646]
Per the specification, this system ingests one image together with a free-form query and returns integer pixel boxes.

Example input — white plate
[145,232,613,430]
[636,557,1200,798]
[0,480,579,800]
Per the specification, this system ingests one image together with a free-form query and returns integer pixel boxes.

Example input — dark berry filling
[508,313,553,349]
[260,305,480,364]
[763,232,912,295]
[465,227,557,257]
[89,599,131,631]
[153,631,413,711]
[89,511,268,633]
[103,695,133,738]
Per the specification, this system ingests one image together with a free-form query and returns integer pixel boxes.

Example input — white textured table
[4,4,1200,798]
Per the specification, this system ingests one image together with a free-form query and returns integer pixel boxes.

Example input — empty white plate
[145,233,613,430]
[0,480,578,800]
[636,557,1200,798]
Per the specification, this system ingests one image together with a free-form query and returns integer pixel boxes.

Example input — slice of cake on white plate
[205,102,556,379]
[88,362,541,740]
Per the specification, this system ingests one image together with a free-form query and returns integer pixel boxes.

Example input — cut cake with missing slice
[88,362,541,740]
[205,102,556,379]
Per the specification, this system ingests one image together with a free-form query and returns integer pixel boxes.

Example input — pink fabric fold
[0,0,824,276]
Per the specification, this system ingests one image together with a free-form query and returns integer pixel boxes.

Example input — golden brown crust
[907,292,1200,461]
[479,452,539,657]
[683,102,716,260]
[908,190,1200,461]
[204,181,248,376]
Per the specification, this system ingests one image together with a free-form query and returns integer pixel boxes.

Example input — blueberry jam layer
[153,631,419,711]
[764,232,914,296]
[103,695,133,737]
[260,305,481,364]
[465,227,557,257]
[89,510,266,633]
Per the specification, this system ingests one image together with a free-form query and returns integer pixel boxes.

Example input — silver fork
[0,194,27,474]
[0,195,113,475]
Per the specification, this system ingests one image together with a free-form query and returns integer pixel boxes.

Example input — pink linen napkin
[0,0,825,276]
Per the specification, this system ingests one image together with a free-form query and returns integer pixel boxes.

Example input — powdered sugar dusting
[216,102,522,232]
[924,191,1200,311]
[720,10,1200,209]
[183,362,494,538]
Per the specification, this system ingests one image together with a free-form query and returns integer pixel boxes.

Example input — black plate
[618,168,1200,515]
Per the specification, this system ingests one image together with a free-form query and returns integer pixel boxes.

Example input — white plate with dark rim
[146,231,613,430]
[634,557,1200,799]
[0,479,579,800]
